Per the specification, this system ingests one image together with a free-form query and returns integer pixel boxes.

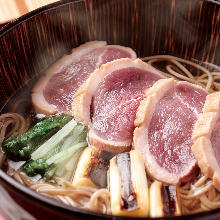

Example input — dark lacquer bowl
[0,0,220,219]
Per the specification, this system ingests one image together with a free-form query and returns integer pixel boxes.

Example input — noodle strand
[142,55,213,91]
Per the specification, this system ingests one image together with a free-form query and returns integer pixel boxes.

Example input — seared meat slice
[32,41,136,115]
[192,92,220,190]
[72,58,164,153]
[134,78,207,184]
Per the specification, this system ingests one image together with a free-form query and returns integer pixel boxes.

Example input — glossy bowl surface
[0,0,220,219]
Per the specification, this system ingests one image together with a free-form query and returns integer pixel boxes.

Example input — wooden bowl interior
[0,0,220,219]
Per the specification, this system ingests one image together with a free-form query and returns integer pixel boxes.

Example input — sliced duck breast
[134,78,207,184]
[192,92,220,191]
[72,58,164,153]
[32,41,136,115]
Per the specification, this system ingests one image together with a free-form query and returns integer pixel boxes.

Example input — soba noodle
[1,55,220,215]
[142,55,220,92]
[6,162,111,214]
[0,113,29,167]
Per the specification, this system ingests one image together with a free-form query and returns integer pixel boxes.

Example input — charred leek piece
[109,150,149,217]
[149,181,181,217]
[72,147,111,188]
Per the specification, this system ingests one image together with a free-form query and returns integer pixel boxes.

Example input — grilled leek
[109,150,149,217]
[149,181,181,217]
[72,146,111,188]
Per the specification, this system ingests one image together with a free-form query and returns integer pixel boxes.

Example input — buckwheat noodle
[0,113,29,167]
[1,55,220,215]
[8,168,111,214]
[142,55,218,92]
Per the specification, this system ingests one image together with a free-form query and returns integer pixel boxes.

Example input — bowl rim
[1,0,220,219]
